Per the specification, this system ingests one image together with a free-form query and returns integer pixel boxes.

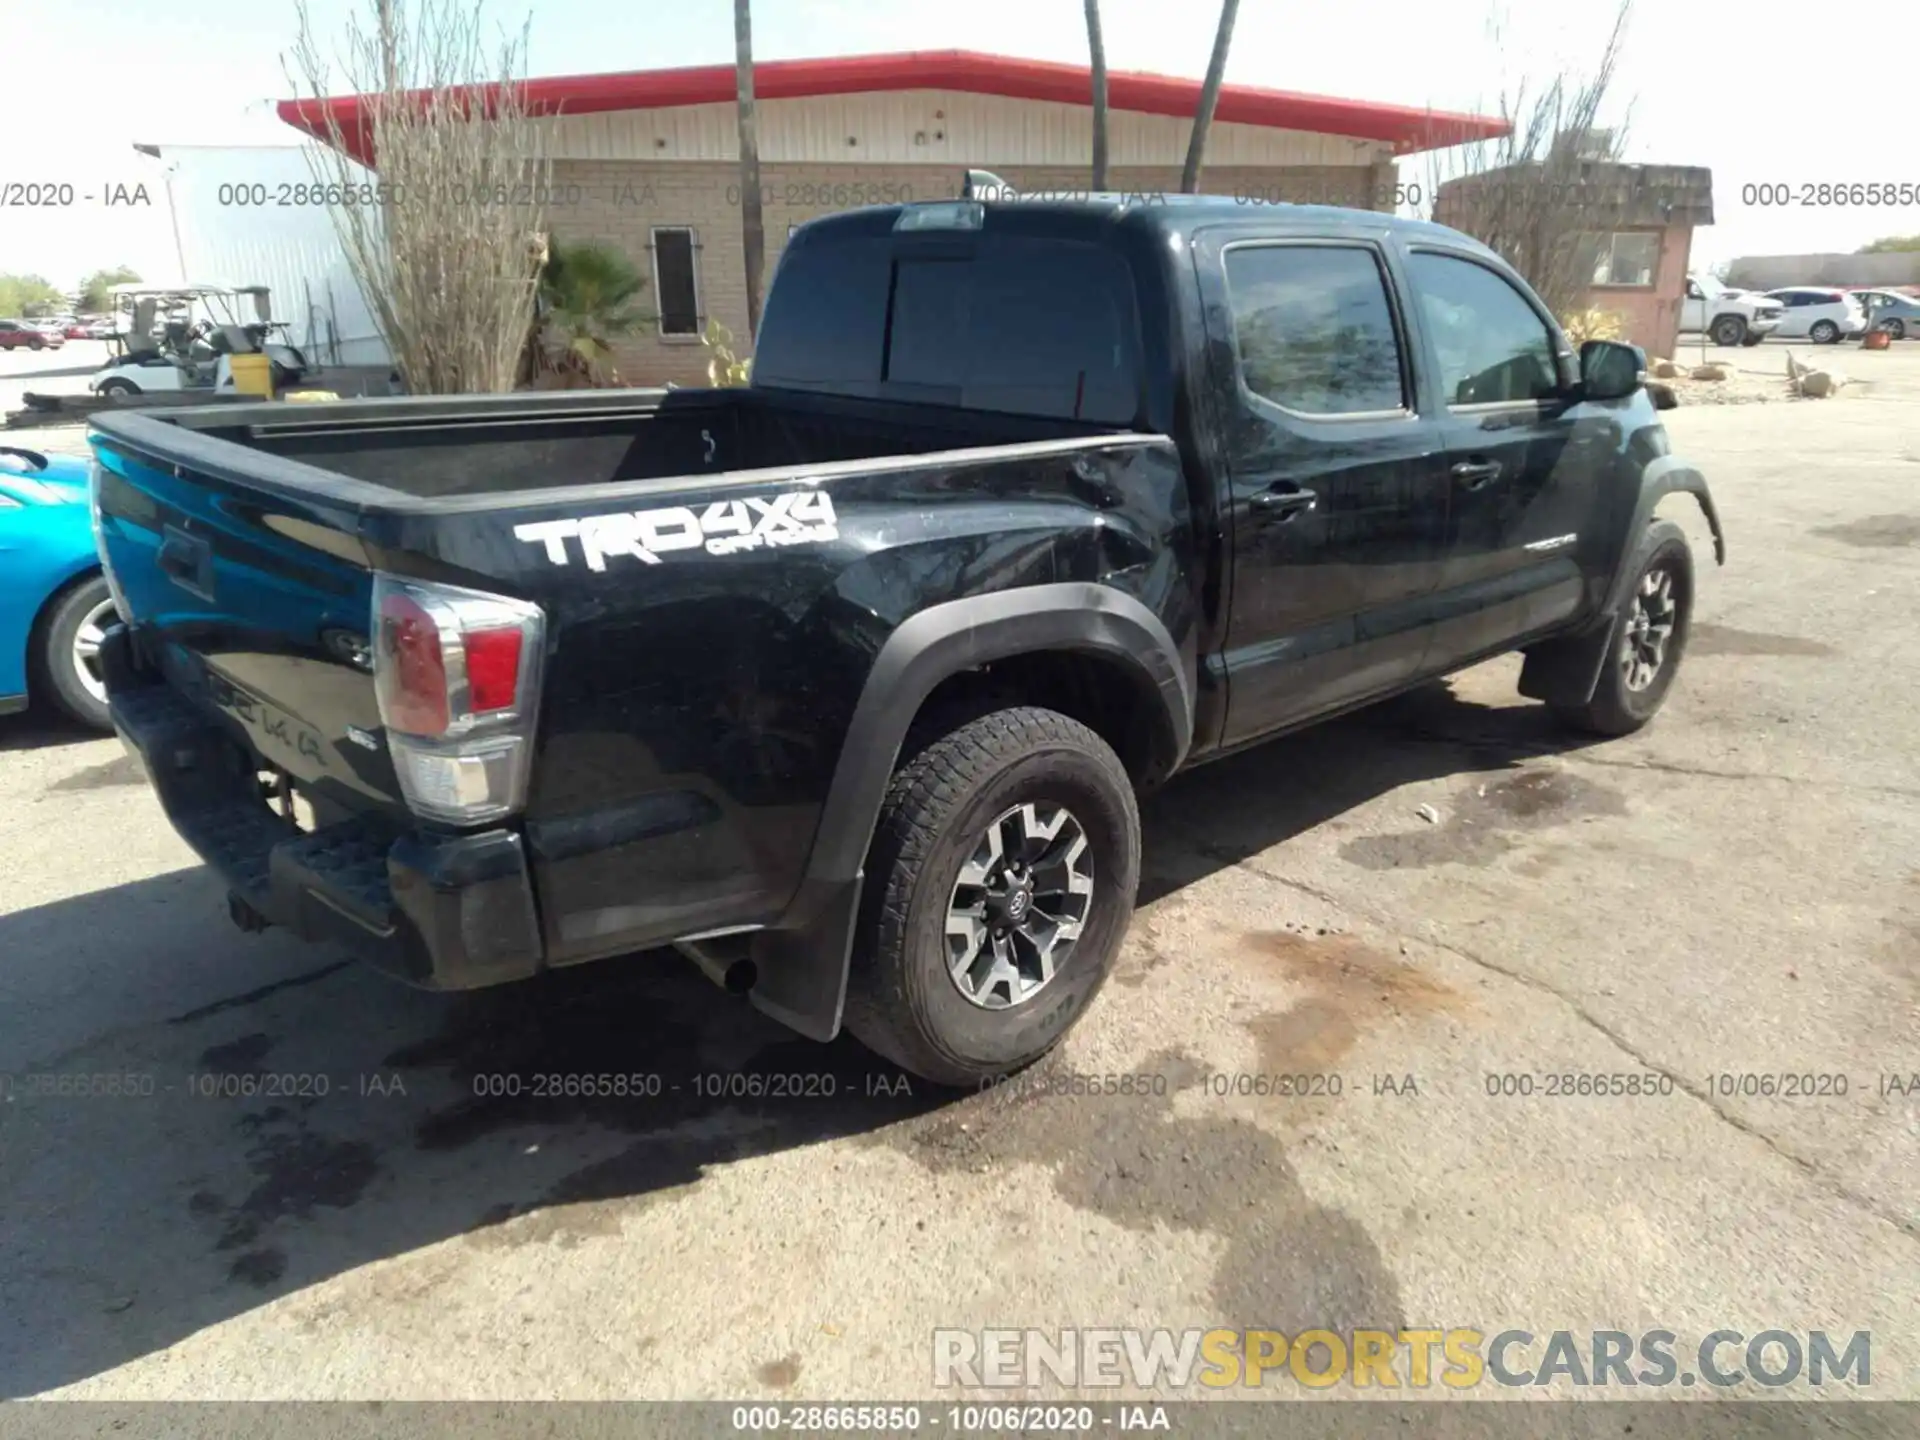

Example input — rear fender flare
[746,582,1192,1042]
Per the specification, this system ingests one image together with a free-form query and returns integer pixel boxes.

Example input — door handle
[1249,484,1317,522]
[1451,459,1502,491]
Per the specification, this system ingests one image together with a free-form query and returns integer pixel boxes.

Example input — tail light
[371,573,545,826]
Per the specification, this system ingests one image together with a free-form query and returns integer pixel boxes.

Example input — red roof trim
[278,48,1508,168]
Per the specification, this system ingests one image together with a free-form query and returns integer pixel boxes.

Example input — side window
[1685,279,1704,301]
[1405,251,1561,407]
[1222,244,1406,416]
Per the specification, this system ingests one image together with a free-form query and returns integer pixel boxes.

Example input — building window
[650,227,701,337]
[1589,232,1659,287]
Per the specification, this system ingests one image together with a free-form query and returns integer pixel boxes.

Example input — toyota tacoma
[88,184,1724,1086]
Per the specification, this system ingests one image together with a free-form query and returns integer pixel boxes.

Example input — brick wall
[546,158,1386,386]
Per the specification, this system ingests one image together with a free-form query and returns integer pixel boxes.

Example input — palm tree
[1181,0,1240,194]
[1084,0,1109,190]
[537,239,651,386]
[734,0,766,341]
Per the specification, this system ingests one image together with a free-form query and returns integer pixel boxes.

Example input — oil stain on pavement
[885,1041,1407,1346]
[1687,624,1837,657]
[1338,767,1627,871]
[1812,513,1920,548]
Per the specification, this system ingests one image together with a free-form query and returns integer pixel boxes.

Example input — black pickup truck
[89,190,1723,1086]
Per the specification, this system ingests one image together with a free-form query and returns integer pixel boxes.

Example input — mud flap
[747,877,863,1042]
[1520,460,1725,708]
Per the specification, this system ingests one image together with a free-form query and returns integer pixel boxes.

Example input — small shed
[1436,161,1715,360]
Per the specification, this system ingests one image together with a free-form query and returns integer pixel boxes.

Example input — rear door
[1770,290,1813,337]
[1199,232,1451,746]
[1400,244,1604,672]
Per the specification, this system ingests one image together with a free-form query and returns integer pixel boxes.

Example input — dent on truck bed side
[747,582,1193,1042]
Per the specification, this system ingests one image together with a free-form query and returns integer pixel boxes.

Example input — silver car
[1852,289,1920,340]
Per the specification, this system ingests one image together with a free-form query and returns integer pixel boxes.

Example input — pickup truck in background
[1679,274,1783,347]
[88,185,1724,1086]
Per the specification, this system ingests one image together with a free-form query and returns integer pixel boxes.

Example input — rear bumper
[103,624,544,990]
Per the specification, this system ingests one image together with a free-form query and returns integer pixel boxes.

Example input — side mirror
[1579,339,1647,402]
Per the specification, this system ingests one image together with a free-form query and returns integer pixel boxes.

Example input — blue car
[0,445,121,730]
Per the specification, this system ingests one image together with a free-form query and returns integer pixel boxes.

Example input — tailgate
[90,432,402,818]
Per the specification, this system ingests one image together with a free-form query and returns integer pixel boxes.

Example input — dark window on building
[1405,250,1561,406]
[650,228,701,337]
[1223,244,1406,415]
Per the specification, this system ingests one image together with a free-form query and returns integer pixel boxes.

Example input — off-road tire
[34,574,116,731]
[1710,315,1747,346]
[1551,520,1694,738]
[842,706,1140,1089]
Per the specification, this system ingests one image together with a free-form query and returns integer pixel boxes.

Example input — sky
[3,0,1917,292]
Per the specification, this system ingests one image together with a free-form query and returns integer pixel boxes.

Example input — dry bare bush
[285,0,549,395]
[1422,1,1635,320]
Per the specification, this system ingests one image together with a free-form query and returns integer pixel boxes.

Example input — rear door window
[1222,243,1407,416]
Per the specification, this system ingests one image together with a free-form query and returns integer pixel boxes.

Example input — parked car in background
[0,319,63,350]
[0,446,120,730]
[63,320,91,340]
[1680,274,1782,346]
[82,317,118,340]
[1849,289,1920,340]
[1764,288,1868,343]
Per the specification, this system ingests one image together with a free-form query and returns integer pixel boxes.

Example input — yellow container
[281,390,340,404]
[228,353,274,399]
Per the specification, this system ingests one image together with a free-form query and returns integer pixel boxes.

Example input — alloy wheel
[71,597,117,705]
[945,802,1095,1010]
[1620,566,1677,692]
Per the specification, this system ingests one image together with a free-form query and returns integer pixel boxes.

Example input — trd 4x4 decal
[513,489,838,569]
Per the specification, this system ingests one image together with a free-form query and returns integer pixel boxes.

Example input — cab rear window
[753,233,1142,424]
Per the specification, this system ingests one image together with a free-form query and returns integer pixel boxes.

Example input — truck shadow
[0,712,110,753]
[0,675,1596,1396]
[1139,675,1607,904]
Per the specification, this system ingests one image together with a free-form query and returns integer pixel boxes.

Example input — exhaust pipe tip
[676,939,758,997]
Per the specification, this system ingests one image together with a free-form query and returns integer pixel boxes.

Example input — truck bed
[100,385,1119,504]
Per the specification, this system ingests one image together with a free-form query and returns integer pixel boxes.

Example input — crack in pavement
[1168,824,1920,1248]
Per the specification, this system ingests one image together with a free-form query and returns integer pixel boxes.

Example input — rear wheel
[843,706,1140,1088]
[1551,521,1693,738]
[97,377,138,398]
[34,575,118,731]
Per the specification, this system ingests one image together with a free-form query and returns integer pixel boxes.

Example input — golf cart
[88,284,311,398]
